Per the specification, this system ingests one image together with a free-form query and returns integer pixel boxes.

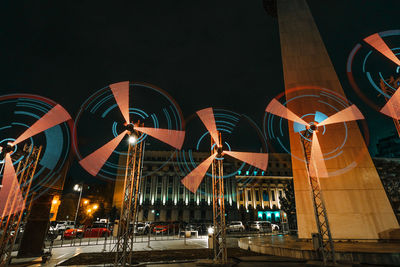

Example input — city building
[113,151,293,223]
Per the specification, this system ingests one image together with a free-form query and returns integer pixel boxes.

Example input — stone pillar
[18,193,52,257]
[276,0,399,239]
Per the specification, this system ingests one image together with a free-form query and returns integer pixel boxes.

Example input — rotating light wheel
[180,107,269,193]
[176,109,268,182]
[73,81,185,180]
[0,94,72,215]
[264,86,368,177]
[347,30,400,120]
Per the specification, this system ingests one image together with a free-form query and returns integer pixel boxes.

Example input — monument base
[238,235,400,266]
[378,228,400,240]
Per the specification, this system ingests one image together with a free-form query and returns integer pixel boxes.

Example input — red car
[63,223,111,239]
[152,222,179,234]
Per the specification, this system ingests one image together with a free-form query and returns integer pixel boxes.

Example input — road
[11,233,261,266]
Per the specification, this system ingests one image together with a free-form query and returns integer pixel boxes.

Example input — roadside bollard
[102,233,107,252]
[147,227,151,248]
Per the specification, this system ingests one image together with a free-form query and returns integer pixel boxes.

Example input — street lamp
[73,183,83,227]
[93,204,98,210]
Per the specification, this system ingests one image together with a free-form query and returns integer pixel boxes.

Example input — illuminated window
[262,190,269,201]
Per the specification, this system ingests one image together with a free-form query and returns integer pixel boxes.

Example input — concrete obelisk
[276,0,398,239]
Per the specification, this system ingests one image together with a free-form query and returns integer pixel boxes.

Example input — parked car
[63,228,84,239]
[227,221,245,232]
[271,223,280,231]
[63,223,111,239]
[152,222,179,234]
[134,222,150,235]
[49,221,75,235]
[249,221,272,232]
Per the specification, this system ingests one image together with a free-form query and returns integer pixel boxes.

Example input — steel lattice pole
[300,131,335,265]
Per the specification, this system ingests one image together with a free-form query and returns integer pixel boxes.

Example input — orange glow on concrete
[364,33,400,66]
[110,81,130,125]
[79,130,128,176]
[0,154,24,217]
[13,104,71,145]
[266,99,308,125]
[196,108,220,145]
[309,131,328,178]
[134,127,185,149]
[318,104,364,126]
[181,153,217,193]
[224,151,268,171]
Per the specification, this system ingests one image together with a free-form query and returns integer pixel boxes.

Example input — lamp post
[73,184,83,227]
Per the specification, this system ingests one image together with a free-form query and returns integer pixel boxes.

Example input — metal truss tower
[300,130,335,266]
[211,133,227,264]
[0,144,42,267]
[114,131,144,267]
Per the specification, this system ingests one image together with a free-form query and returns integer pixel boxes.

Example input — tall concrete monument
[276,0,398,239]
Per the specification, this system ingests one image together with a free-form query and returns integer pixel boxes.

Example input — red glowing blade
[309,132,328,178]
[265,99,308,125]
[318,105,364,126]
[196,108,220,145]
[364,33,400,66]
[12,104,71,145]
[134,127,185,149]
[224,151,268,171]
[0,154,25,217]
[181,153,217,193]
[110,81,130,125]
[79,130,128,176]
[381,87,400,119]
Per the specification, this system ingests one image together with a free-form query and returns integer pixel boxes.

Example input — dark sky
[1,0,399,186]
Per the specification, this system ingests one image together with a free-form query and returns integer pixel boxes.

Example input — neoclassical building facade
[113,151,293,223]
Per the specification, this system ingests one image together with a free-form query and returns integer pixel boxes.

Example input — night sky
[1,0,399,187]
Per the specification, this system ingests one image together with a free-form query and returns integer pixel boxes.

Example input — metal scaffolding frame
[211,133,227,264]
[0,144,42,266]
[300,130,335,266]
[114,130,144,266]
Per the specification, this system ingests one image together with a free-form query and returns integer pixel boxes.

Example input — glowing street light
[93,204,98,210]
[128,135,137,144]
[73,184,82,192]
[74,183,84,227]
[83,200,89,205]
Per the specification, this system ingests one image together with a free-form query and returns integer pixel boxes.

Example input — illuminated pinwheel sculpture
[181,107,268,264]
[75,81,185,267]
[265,97,365,264]
[0,104,71,216]
[347,31,400,136]
[266,98,364,178]
[78,82,185,177]
[363,33,400,128]
[0,99,71,265]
